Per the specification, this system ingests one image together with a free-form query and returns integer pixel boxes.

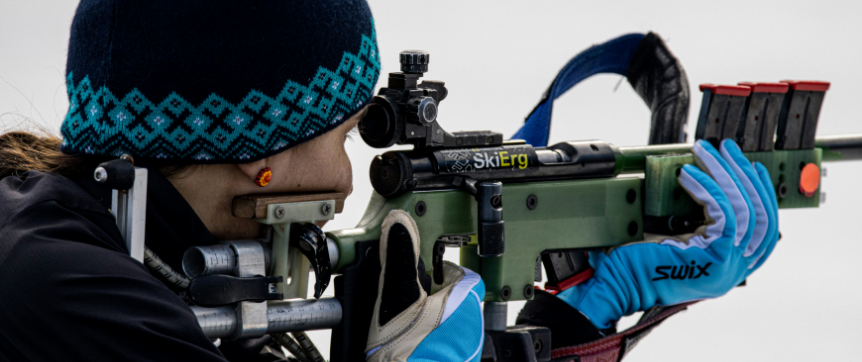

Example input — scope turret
[399,50,430,74]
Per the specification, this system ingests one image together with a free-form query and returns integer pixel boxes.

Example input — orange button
[799,163,820,197]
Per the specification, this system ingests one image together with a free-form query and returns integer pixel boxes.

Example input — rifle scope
[361,51,862,199]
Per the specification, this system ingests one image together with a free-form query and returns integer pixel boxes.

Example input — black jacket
[0,170,226,361]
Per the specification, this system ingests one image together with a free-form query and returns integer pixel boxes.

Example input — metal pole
[816,134,862,162]
[110,167,148,263]
[191,298,342,339]
[483,302,507,331]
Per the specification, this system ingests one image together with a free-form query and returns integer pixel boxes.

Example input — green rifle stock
[328,136,862,302]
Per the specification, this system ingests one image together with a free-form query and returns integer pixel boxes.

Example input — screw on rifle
[119,153,135,165]
[490,195,502,208]
[627,221,638,236]
[523,284,534,299]
[626,189,637,204]
[527,194,538,210]
[321,203,332,216]
[500,286,511,301]
[415,201,427,216]
[777,183,788,198]
[405,178,418,190]
[93,167,108,183]
[673,187,683,201]
[275,206,286,219]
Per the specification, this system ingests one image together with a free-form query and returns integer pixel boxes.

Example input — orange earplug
[255,167,272,187]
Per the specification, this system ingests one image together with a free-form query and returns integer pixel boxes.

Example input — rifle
[91,35,862,361]
[324,43,862,360]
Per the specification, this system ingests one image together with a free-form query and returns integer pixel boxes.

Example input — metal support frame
[257,200,336,299]
[111,167,148,262]
[192,298,342,339]
[232,241,269,339]
[484,302,508,331]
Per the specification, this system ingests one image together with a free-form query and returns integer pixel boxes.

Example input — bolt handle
[400,50,429,74]
[290,223,332,299]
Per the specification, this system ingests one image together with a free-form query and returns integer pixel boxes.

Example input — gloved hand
[557,139,780,329]
[365,210,485,362]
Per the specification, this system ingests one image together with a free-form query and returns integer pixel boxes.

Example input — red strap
[545,268,595,293]
[551,302,697,362]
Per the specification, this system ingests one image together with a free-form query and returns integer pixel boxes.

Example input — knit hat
[60,0,379,164]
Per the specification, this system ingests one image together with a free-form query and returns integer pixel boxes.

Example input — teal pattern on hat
[61,28,379,163]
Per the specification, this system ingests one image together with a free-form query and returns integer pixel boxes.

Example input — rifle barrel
[617,134,862,174]
[815,134,862,162]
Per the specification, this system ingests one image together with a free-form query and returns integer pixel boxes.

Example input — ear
[236,158,268,180]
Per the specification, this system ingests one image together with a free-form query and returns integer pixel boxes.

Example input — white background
[3,1,862,361]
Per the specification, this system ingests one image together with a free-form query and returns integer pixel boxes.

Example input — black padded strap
[627,32,691,145]
[379,223,421,326]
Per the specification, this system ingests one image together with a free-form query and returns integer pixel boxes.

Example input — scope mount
[359,50,504,149]
[362,50,508,290]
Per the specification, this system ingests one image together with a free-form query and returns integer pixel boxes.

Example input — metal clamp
[231,240,269,339]
[93,157,148,263]
[257,200,336,299]
[191,298,342,339]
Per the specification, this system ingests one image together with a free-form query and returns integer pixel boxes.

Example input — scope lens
[360,103,391,142]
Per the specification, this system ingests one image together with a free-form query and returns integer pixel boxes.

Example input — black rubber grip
[94,159,136,190]
[478,221,505,257]
[188,274,282,307]
[627,32,691,145]
[331,240,381,362]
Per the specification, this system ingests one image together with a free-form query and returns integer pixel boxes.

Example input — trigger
[432,239,445,284]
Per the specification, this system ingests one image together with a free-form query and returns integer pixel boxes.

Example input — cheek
[304,140,353,194]
[334,146,353,195]
[274,136,354,194]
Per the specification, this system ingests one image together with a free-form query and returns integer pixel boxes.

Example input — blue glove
[557,139,780,329]
[366,210,485,362]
